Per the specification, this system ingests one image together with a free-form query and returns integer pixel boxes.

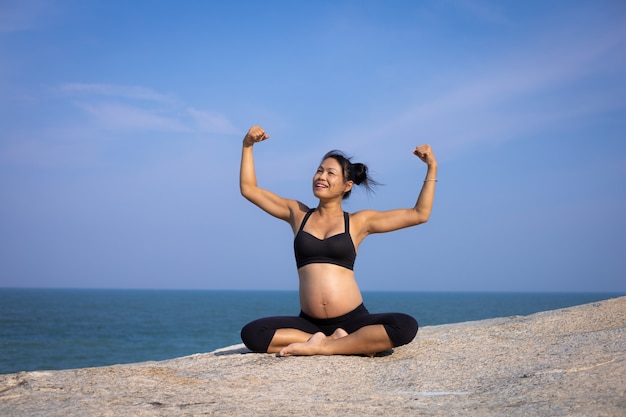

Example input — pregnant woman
[239,126,437,357]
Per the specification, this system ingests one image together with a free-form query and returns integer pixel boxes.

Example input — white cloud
[75,102,191,133]
[59,83,238,136]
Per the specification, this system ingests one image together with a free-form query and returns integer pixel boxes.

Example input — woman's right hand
[243,126,269,147]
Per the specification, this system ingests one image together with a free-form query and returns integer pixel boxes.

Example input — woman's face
[312,157,353,199]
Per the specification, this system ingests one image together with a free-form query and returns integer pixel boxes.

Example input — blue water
[0,289,622,375]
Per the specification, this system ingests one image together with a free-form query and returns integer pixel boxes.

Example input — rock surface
[1,297,625,417]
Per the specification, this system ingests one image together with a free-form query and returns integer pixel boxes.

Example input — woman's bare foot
[278,332,328,357]
[331,328,348,339]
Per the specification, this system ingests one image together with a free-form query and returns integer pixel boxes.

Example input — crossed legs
[269,325,392,356]
[240,306,418,356]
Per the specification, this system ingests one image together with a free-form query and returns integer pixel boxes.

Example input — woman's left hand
[413,144,437,166]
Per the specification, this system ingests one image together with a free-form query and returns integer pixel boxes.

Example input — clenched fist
[243,126,270,147]
[413,144,437,167]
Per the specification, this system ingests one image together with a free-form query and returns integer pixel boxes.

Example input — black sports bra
[293,209,357,270]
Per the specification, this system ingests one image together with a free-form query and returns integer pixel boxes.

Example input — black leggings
[240,303,418,353]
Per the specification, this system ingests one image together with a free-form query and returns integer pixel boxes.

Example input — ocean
[0,289,622,375]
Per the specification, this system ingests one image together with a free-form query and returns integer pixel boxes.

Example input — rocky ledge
[1,297,625,417]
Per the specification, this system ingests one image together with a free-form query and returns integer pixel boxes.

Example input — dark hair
[321,150,379,199]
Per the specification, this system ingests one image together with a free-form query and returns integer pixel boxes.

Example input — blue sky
[1,0,625,292]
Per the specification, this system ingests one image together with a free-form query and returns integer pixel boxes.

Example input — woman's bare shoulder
[288,200,312,230]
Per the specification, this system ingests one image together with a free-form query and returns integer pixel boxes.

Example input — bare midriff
[297,263,363,319]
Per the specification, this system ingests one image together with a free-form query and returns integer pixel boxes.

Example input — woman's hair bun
[351,162,368,186]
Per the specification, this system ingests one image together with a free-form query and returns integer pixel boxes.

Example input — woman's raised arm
[356,145,438,237]
[239,126,299,222]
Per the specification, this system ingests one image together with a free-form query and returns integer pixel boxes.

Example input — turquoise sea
[0,289,622,375]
